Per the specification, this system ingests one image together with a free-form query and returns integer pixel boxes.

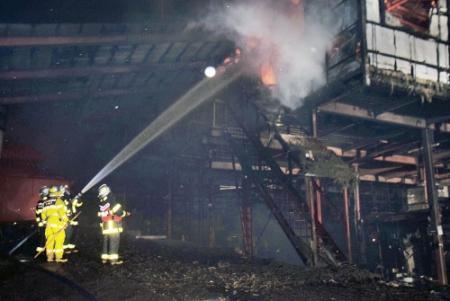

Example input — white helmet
[98,184,111,198]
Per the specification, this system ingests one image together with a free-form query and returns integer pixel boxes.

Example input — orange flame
[260,62,277,86]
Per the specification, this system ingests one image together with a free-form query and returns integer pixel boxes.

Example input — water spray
[81,59,243,194]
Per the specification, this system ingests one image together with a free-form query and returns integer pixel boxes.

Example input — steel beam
[359,174,416,184]
[422,128,448,285]
[318,101,450,132]
[0,62,205,80]
[0,76,197,105]
[0,32,220,47]
[0,88,153,104]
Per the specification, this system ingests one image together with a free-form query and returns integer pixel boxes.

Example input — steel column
[306,176,318,265]
[240,178,253,257]
[422,128,448,285]
[343,186,352,263]
[311,109,323,225]
[312,109,318,138]
[240,205,253,257]
[353,164,367,265]
[0,33,219,47]
[314,179,323,224]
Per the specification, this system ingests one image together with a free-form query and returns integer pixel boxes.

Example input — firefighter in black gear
[61,185,83,253]
[97,184,129,265]
[35,186,49,253]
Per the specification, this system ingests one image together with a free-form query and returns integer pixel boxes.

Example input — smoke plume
[202,0,334,109]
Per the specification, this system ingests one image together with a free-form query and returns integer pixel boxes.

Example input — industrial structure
[1,0,450,299]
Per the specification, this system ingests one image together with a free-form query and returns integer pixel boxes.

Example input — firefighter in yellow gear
[41,186,68,263]
[97,184,129,265]
[35,186,49,253]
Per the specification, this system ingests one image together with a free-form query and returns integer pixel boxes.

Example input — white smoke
[202,0,334,109]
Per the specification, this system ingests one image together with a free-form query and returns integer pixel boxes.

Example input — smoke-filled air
[202,0,334,109]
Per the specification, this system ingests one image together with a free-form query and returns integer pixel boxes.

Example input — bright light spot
[204,66,216,78]
[114,105,119,110]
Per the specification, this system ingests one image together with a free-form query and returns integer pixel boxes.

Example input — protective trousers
[64,225,76,250]
[102,233,120,262]
[45,225,65,261]
[36,227,46,252]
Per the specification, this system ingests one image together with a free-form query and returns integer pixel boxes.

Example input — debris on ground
[1,229,449,301]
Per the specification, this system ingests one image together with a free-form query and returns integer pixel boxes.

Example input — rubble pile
[1,231,448,300]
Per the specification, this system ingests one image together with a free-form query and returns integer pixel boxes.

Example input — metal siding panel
[375,25,395,55]
[440,15,448,41]
[394,30,411,59]
[366,24,374,51]
[415,65,438,81]
[439,43,449,68]
[396,59,411,75]
[413,38,437,66]
[439,71,449,84]
[366,0,380,23]
[377,55,396,70]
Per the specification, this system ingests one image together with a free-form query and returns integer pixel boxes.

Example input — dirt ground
[1,229,450,301]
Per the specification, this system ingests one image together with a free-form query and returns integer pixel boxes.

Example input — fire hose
[8,194,83,256]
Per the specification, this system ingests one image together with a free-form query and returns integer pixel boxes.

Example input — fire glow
[203,0,333,108]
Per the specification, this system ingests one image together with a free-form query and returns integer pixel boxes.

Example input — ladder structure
[225,99,346,266]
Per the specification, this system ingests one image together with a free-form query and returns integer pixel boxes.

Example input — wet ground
[1,229,450,301]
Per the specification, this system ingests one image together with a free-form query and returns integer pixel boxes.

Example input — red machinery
[0,144,69,222]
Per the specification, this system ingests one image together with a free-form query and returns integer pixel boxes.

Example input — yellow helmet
[48,186,63,198]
